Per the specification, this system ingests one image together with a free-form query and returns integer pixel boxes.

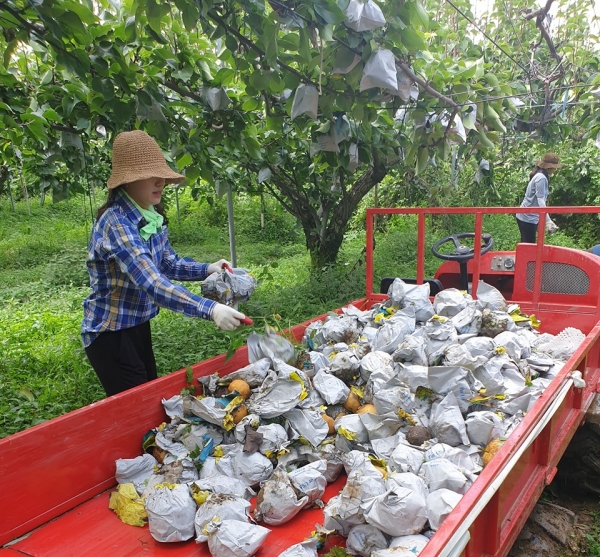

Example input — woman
[515,153,563,244]
[82,130,246,396]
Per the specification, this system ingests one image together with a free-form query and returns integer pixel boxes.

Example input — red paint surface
[8,477,347,557]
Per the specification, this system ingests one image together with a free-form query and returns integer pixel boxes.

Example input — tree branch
[261,181,296,216]
[523,0,561,63]
[523,0,554,21]
[397,62,459,109]
[0,3,96,76]
[164,79,205,104]
[208,12,340,96]
[52,125,82,134]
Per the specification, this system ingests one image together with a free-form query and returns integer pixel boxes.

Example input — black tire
[555,423,600,495]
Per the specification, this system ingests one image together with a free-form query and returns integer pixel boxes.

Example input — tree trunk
[301,159,388,267]
[0,165,9,196]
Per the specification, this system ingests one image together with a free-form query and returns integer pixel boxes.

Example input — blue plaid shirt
[81,191,216,347]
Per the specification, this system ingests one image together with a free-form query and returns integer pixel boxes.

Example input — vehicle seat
[380,277,443,296]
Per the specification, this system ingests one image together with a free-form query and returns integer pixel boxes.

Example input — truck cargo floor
[3,477,347,557]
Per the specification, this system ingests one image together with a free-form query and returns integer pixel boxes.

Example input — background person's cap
[536,153,564,169]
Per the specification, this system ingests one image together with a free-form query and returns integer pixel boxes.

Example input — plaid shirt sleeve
[107,218,216,319]
[82,200,218,347]
[159,237,211,281]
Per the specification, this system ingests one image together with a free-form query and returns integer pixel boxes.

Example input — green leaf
[196,60,213,81]
[242,98,260,111]
[58,11,90,40]
[3,40,18,69]
[484,104,507,133]
[409,0,429,29]
[185,165,201,183]
[40,69,53,86]
[400,27,427,51]
[267,73,285,93]
[174,65,194,81]
[316,121,331,133]
[472,58,484,80]
[76,118,90,130]
[91,78,115,101]
[146,0,170,35]
[249,70,272,91]
[453,58,483,80]
[313,0,346,25]
[416,146,428,174]
[485,73,499,88]
[476,128,495,150]
[351,103,364,122]
[137,89,153,107]
[279,33,299,52]
[215,68,235,86]
[144,24,169,44]
[243,136,262,159]
[334,94,353,112]
[112,100,135,124]
[124,16,138,42]
[298,29,312,64]
[214,180,229,197]
[201,167,214,186]
[333,45,356,71]
[263,21,279,69]
[42,108,61,122]
[61,1,97,24]
[181,1,199,31]
[177,152,193,169]
[27,120,48,142]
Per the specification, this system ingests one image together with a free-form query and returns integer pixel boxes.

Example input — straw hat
[107,130,185,189]
[536,153,563,169]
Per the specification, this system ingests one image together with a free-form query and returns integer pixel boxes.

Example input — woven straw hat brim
[107,130,186,189]
[536,161,564,169]
[107,165,185,189]
[536,154,563,169]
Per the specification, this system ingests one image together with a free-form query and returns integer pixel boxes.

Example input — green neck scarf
[124,191,164,240]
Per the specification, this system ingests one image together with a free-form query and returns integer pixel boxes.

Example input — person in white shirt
[515,153,563,243]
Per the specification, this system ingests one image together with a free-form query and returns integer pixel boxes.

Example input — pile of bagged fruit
[109,279,585,557]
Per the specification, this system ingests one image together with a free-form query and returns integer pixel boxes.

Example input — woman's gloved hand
[207,259,232,275]
[212,303,245,331]
[545,218,558,235]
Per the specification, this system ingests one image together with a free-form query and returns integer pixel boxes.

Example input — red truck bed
[2,206,600,557]
[0,312,360,557]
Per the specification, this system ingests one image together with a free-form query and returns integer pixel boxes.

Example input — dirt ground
[509,492,599,557]
[508,423,600,557]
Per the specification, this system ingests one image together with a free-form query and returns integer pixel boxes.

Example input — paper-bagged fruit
[108,483,147,527]
[204,517,270,557]
[482,438,506,466]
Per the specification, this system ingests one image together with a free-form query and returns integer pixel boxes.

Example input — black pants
[516,217,537,244]
[85,321,157,396]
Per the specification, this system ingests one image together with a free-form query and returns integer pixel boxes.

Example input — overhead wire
[499,0,533,94]
[383,82,600,110]
[444,0,530,74]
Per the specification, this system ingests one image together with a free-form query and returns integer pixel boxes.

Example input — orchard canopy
[1,0,600,265]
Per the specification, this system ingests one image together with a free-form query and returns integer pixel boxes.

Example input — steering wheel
[432,232,494,262]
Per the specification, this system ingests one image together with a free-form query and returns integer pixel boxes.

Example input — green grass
[586,511,600,556]
[0,192,367,438]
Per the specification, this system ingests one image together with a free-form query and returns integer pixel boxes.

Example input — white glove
[212,303,245,331]
[545,218,558,235]
[207,259,232,275]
